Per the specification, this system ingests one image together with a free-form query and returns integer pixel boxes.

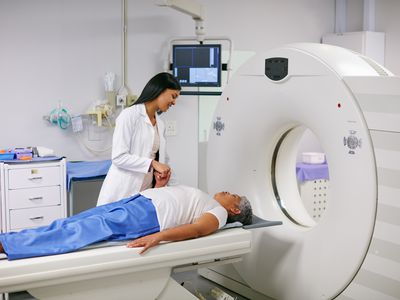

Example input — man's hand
[127,232,162,254]
[151,160,170,178]
[154,170,171,188]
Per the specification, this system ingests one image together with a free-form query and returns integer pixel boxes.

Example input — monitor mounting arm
[156,0,205,42]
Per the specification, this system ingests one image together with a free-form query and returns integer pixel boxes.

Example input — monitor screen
[172,44,221,87]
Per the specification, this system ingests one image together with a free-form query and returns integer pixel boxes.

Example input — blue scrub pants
[0,194,160,260]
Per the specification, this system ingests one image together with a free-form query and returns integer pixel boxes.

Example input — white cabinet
[0,159,67,232]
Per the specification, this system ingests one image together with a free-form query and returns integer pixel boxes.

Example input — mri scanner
[0,43,399,300]
[205,43,400,300]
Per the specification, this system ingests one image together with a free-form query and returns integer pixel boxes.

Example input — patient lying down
[0,174,252,260]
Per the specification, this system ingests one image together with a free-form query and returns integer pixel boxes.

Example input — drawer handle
[29,216,44,221]
[28,176,43,181]
[29,196,44,201]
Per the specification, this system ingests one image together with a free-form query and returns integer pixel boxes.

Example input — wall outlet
[116,94,126,106]
[165,120,177,136]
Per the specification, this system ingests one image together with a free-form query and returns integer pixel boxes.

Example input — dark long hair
[133,72,181,106]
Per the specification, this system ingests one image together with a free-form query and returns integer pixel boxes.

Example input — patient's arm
[127,213,219,254]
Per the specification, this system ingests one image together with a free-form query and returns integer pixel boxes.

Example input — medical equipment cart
[0,158,67,233]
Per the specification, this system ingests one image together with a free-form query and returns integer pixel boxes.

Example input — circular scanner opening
[272,126,330,227]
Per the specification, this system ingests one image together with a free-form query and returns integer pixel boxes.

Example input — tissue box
[302,152,325,164]
[14,148,33,160]
[16,153,33,160]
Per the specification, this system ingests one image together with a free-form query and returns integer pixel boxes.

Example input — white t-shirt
[141,185,227,231]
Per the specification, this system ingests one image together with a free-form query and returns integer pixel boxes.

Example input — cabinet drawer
[8,166,61,189]
[8,186,61,209]
[9,206,62,231]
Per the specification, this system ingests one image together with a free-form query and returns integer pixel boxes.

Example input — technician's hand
[151,160,170,178]
[154,170,171,188]
[127,233,162,254]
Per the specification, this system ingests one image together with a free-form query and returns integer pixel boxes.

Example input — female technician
[97,72,181,206]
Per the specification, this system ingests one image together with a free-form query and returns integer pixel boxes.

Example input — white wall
[0,0,121,160]
[1,0,399,187]
[344,0,400,75]
[199,0,334,51]
[376,0,400,75]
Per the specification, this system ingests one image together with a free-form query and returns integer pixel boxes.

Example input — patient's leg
[0,242,4,253]
[0,196,159,260]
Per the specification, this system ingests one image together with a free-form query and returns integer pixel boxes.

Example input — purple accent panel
[296,162,329,183]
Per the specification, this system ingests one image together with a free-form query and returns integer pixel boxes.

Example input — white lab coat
[97,104,176,206]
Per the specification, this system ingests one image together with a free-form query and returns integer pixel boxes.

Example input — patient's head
[213,192,253,225]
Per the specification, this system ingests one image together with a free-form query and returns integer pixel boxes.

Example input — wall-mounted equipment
[172,44,221,87]
[87,103,113,127]
[158,0,234,95]
[157,0,205,42]
[43,104,72,130]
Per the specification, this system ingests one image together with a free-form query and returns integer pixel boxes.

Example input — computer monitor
[172,44,221,87]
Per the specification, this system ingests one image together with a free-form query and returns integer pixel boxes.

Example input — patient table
[0,228,250,300]
[0,157,281,299]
